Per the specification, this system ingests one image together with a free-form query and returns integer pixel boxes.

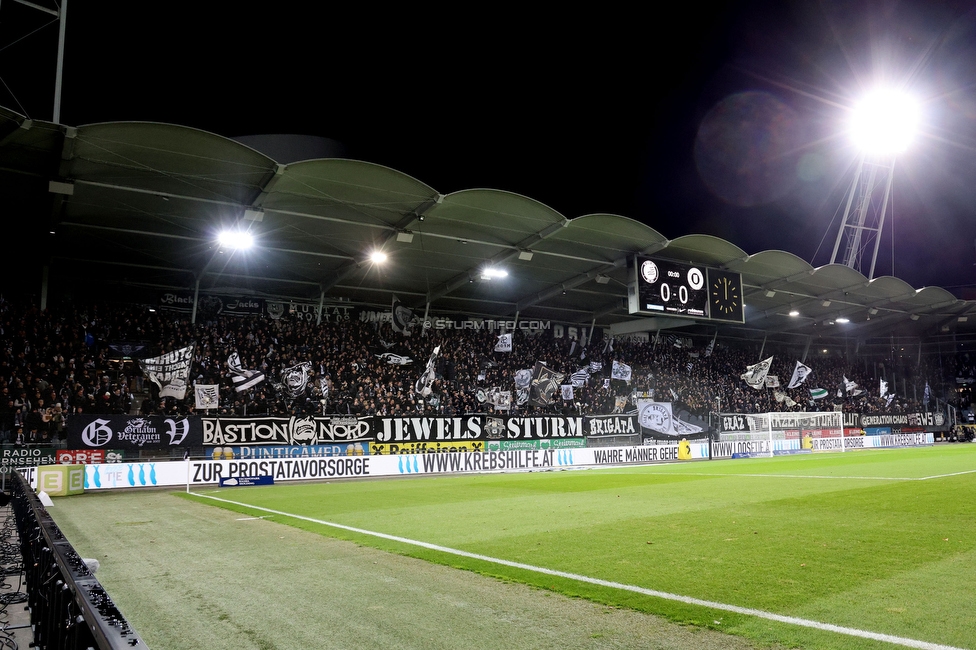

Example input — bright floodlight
[370,250,388,264]
[850,88,920,155]
[218,230,253,250]
[480,267,508,280]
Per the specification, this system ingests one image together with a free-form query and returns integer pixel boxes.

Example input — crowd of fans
[0,299,964,446]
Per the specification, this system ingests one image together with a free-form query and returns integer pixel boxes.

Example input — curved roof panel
[1,112,974,342]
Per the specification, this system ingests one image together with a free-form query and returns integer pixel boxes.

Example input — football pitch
[50,445,976,650]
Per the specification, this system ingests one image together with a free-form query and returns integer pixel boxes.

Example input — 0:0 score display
[629,256,744,323]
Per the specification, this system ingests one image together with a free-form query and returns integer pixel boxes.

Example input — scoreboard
[627,257,744,323]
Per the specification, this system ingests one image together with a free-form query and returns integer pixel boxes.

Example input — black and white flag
[494,333,513,353]
[570,368,590,388]
[489,388,512,411]
[281,361,312,399]
[704,332,717,357]
[529,361,565,407]
[741,356,773,390]
[561,384,574,401]
[787,361,812,389]
[415,345,441,396]
[391,295,414,334]
[227,352,267,393]
[375,352,414,365]
[142,344,195,399]
[194,384,219,410]
[611,360,632,383]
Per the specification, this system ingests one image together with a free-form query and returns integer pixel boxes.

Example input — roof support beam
[512,240,669,314]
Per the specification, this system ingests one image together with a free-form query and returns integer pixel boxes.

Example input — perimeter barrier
[9,470,145,650]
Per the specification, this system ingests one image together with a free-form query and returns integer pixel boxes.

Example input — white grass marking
[645,469,976,481]
[917,468,976,481]
[235,516,270,521]
[664,472,917,481]
[192,492,965,650]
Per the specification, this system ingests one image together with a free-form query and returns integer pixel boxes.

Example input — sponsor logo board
[484,439,587,451]
[370,441,484,455]
[1,447,58,474]
[206,443,368,460]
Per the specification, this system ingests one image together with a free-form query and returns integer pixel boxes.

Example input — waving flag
[142,344,195,399]
[280,361,311,398]
[391,295,414,334]
[570,368,590,388]
[194,384,219,410]
[611,360,632,383]
[529,361,564,407]
[741,356,773,390]
[415,346,441,396]
[227,352,266,393]
[787,361,812,389]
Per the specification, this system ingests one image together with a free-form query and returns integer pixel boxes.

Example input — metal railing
[9,471,146,649]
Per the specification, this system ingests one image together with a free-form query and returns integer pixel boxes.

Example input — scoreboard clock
[705,267,744,322]
[628,257,744,323]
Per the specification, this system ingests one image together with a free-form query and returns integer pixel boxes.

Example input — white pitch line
[648,469,976,482]
[917,468,976,480]
[662,472,917,481]
[192,492,965,650]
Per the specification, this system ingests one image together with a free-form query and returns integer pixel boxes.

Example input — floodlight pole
[53,0,68,123]
[829,154,896,279]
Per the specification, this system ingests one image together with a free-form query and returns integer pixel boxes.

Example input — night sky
[5,1,976,294]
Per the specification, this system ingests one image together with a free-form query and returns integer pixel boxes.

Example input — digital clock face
[632,257,708,319]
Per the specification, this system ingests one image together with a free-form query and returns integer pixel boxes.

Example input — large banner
[584,414,639,438]
[201,415,372,446]
[720,411,948,434]
[157,293,265,317]
[636,401,707,439]
[482,415,587,441]
[67,415,200,450]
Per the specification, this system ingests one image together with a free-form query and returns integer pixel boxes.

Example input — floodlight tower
[830,88,920,279]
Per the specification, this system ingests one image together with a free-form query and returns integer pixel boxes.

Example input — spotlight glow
[217,231,254,250]
[480,267,508,280]
[849,88,920,155]
[370,251,388,264]
[789,309,800,317]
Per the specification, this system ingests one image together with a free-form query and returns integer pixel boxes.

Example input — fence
[9,471,146,649]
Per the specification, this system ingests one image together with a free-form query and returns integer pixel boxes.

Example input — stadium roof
[3,105,976,347]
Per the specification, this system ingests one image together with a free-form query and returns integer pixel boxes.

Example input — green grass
[182,445,976,649]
